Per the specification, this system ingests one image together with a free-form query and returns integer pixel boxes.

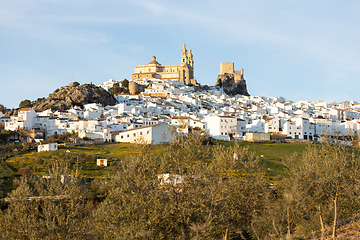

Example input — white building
[264,117,282,133]
[5,109,37,131]
[282,118,315,140]
[38,143,58,152]
[204,115,237,140]
[246,119,265,133]
[97,79,118,91]
[115,122,173,144]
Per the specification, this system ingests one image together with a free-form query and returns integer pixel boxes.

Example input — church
[132,44,198,86]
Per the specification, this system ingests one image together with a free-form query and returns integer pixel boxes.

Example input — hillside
[31,82,118,111]
[1,138,360,238]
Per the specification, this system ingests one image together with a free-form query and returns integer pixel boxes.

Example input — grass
[217,140,310,180]
[2,141,313,181]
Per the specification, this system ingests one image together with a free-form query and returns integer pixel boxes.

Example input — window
[127,134,129,138]
[140,132,142,135]
[121,135,123,139]
[134,133,136,137]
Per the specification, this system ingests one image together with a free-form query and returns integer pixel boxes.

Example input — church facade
[132,44,198,86]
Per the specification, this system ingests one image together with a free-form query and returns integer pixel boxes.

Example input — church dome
[148,55,161,65]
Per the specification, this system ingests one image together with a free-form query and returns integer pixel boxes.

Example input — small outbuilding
[97,159,108,167]
[38,143,58,152]
[245,133,271,142]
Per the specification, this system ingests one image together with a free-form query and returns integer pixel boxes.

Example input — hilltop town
[1,45,359,144]
[2,45,360,239]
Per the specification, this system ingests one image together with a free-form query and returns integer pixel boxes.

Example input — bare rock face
[32,83,118,111]
[215,73,250,96]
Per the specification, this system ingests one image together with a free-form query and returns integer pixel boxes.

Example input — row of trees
[0,133,360,239]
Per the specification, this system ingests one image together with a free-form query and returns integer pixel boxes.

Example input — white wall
[116,123,173,144]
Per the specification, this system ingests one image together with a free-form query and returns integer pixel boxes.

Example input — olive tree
[0,161,93,239]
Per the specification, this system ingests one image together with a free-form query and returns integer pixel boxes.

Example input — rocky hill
[215,73,250,96]
[31,83,118,111]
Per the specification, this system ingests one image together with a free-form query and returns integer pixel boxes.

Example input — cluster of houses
[2,78,360,145]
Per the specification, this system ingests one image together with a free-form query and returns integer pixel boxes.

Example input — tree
[110,82,122,96]
[91,133,270,239]
[282,139,360,238]
[0,104,8,113]
[19,99,32,109]
[0,162,93,239]
[121,79,129,89]
[0,129,12,142]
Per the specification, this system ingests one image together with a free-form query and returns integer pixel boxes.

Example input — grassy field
[1,141,312,181]
[215,141,309,180]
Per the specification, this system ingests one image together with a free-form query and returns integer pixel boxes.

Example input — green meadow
[2,141,310,180]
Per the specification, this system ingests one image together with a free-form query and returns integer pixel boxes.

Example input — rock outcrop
[32,83,118,111]
[215,73,250,96]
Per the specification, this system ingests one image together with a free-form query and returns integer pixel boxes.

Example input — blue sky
[1,0,360,108]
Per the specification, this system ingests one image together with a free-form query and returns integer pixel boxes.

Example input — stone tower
[215,62,249,96]
[179,44,195,85]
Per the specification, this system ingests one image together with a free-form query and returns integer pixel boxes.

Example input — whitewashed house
[68,107,84,119]
[115,122,173,144]
[204,115,237,140]
[329,108,346,121]
[5,109,37,131]
[171,116,190,134]
[0,116,11,126]
[311,118,333,136]
[35,116,59,137]
[282,118,315,140]
[84,110,102,119]
[264,117,283,133]
[245,119,265,133]
[97,79,117,91]
[38,143,58,152]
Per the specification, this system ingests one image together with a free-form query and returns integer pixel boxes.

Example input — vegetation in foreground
[0,133,359,239]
